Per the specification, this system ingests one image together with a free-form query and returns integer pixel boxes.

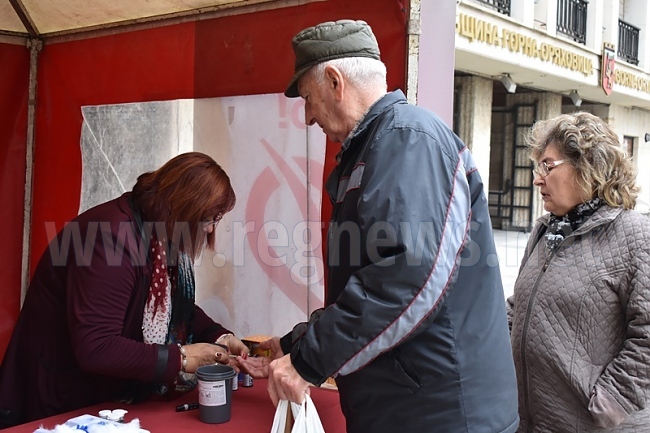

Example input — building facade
[453,0,650,230]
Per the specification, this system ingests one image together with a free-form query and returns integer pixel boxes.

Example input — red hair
[131,152,236,259]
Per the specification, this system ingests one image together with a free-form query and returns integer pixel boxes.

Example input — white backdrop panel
[80,93,326,340]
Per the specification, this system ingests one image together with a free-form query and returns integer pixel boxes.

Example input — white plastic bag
[270,394,325,433]
[270,399,293,433]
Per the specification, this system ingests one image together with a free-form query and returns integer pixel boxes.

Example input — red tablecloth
[5,379,345,432]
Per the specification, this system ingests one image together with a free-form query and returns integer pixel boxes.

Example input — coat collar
[337,89,406,161]
[537,205,624,236]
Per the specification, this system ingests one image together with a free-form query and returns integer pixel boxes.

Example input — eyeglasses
[203,213,223,228]
[532,160,565,178]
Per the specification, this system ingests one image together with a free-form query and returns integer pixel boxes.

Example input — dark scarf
[546,197,602,252]
[157,249,197,396]
[168,256,196,345]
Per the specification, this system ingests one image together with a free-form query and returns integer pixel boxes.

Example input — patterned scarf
[545,197,602,252]
[124,197,199,400]
[142,239,197,396]
[142,238,196,347]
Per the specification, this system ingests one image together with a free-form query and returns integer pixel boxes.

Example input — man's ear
[324,65,345,100]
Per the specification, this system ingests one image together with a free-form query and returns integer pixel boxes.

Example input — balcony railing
[618,20,640,65]
[557,0,588,45]
[475,0,511,16]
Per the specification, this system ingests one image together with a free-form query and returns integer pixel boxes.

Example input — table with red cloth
[4,379,345,432]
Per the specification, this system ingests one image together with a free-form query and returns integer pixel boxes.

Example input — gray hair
[308,57,387,93]
[526,111,639,209]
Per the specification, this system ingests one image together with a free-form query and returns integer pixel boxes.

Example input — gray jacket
[509,206,650,432]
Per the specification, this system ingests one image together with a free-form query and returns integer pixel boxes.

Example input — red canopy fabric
[0,0,407,359]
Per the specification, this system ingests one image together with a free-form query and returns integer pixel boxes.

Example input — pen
[176,402,199,412]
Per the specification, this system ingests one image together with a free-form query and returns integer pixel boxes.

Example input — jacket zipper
[521,244,556,432]
[519,214,611,431]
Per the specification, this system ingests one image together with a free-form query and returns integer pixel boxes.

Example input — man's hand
[267,354,310,406]
[259,336,284,359]
[237,355,271,378]
[235,336,285,379]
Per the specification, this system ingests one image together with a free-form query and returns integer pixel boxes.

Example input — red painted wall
[0,42,29,359]
[1,0,407,358]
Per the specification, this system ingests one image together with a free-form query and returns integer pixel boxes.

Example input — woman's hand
[214,334,250,372]
[217,334,249,358]
[181,342,231,373]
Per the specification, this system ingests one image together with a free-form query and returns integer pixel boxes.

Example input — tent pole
[20,38,42,306]
[405,0,421,105]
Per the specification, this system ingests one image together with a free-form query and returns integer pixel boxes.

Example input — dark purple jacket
[0,193,229,426]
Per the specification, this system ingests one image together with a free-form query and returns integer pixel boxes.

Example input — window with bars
[474,0,511,15]
[623,136,634,159]
[557,0,588,45]
[618,20,640,65]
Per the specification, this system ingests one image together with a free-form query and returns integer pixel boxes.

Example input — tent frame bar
[10,0,323,44]
[8,0,39,37]
[20,38,42,305]
[0,33,27,45]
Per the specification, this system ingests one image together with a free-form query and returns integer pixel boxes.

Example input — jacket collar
[337,89,406,161]
[537,205,623,236]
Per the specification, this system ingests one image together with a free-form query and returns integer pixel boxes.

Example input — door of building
[509,103,536,231]
[489,103,536,231]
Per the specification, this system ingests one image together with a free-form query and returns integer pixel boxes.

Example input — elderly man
[244,19,519,433]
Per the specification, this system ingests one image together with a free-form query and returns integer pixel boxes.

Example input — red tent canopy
[0,0,408,359]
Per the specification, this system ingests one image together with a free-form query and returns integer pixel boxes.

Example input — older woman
[508,112,650,431]
[0,152,248,427]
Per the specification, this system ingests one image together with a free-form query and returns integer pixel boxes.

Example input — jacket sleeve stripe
[336,155,472,376]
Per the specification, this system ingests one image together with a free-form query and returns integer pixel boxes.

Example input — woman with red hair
[0,152,248,427]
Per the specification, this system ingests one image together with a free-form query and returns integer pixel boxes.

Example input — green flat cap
[284,19,381,98]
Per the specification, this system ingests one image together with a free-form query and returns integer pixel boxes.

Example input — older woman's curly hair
[526,111,639,209]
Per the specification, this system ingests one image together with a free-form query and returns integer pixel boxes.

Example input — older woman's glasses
[532,160,565,178]
[203,213,223,228]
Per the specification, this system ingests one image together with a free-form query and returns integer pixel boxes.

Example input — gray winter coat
[509,206,650,432]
